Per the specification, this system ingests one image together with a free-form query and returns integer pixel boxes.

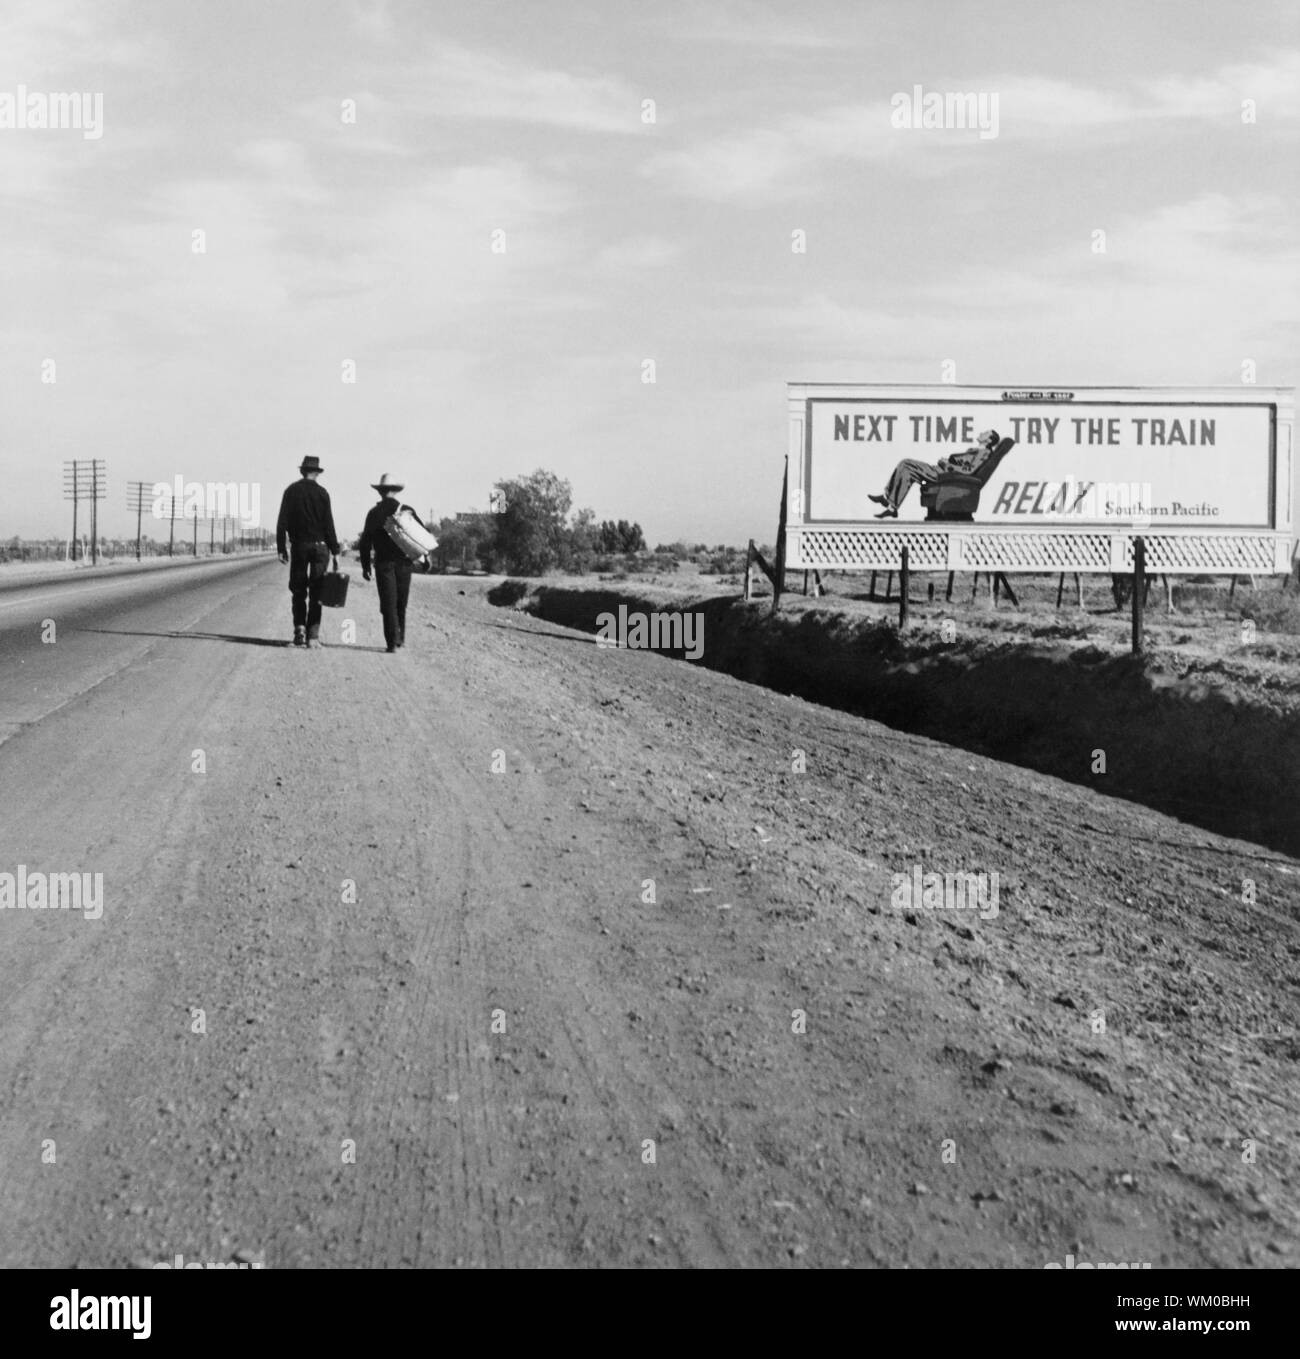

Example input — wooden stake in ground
[1132,536,1146,657]
[1056,573,1080,609]
[746,539,779,601]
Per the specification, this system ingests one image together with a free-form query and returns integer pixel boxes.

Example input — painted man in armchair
[869,427,1001,518]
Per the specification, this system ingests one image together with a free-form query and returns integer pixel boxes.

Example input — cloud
[644,52,1300,201]
[643,105,902,201]
[292,93,414,157]
[410,41,641,133]
[1145,51,1300,122]
[738,192,1299,384]
[349,0,396,46]
[0,0,169,80]
[658,10,843,49]
[591,235,683,272]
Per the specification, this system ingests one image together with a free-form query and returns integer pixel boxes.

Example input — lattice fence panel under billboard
[956,532,1111,571]
[789,528,1288,574]
[796,530,948,570]
[1120,535,1277,573]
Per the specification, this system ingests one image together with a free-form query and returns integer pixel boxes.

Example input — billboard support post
[899,546,910,629]
[1132,537,1146,657]
[772,456,789,615]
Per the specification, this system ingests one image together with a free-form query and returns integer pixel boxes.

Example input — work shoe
[293,626,307,647]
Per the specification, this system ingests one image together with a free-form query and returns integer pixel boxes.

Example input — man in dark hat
[358,473,431,654]
[276,455,342,648]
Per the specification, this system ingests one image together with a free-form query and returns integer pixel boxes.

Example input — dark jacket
[359,497,430,571]
[937,443,994,476]
[276,478,341,556]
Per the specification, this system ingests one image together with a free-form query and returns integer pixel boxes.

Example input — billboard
[799,388,1282,529]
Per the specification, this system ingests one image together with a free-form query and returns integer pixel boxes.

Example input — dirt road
[0,562,1296,1267]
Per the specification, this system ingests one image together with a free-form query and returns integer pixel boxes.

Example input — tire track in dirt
[387,604,796,1265]
[0,573,286,1265]
[347,672,506,1268]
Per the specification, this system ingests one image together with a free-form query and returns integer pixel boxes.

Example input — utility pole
[63,462,79,559]
[63,459,106,564]
[90,460,102,564]
[126,481,153,561]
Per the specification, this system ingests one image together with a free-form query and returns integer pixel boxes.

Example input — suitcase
[383,507,438,561]
[319,560,350,608]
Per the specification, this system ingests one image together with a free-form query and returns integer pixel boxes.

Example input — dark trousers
[289,541,330,630]
[884,459,942,510]
[374,558,412,648]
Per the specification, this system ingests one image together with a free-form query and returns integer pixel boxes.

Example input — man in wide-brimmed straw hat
[275,455,343,648]
[358,473,432,653]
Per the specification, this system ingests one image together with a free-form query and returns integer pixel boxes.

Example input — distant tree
[435,511,494,573]
[653,541,691,559]
[596,518,645,554]
[560,506,597,574]
[490,469,573,575]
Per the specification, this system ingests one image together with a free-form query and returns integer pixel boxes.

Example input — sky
[1,0,1297,545]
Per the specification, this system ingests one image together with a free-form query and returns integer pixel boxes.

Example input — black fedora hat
[299,455,324,473]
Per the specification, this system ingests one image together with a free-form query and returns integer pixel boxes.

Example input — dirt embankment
[494,580,1300,856]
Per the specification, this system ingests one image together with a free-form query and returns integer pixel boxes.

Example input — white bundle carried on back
[384,507,438,560]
